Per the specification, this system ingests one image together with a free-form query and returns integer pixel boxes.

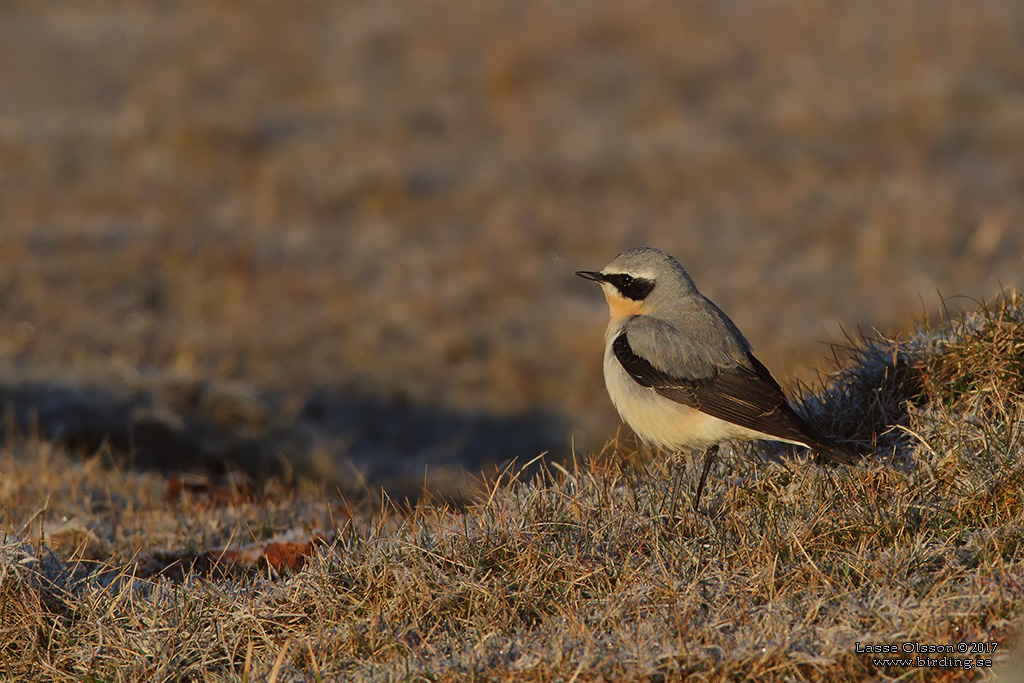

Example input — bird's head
[576,247,697,319]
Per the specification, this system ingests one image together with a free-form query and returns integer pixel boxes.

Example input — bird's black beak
[575,270,605,283]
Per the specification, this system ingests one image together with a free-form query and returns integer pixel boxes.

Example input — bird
[576,246,858,512]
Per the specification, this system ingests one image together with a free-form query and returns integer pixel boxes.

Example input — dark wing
[612,331,837,452]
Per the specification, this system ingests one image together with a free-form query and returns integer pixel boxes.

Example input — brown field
[1,0,1023,491]
[1,0,1024,679]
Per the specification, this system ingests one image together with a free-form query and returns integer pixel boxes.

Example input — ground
[1,1,1023,680]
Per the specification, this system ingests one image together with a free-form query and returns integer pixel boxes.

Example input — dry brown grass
[2,293,1023,681]
[3,1,1024,679]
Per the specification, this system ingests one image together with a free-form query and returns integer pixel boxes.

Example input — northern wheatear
[577,247,857,511]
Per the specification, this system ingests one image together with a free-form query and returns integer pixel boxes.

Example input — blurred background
[0,0,1021,498]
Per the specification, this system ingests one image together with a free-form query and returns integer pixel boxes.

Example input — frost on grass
[2,292,1024,681]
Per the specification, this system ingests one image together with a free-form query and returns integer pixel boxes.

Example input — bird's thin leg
[667,452,685,520]
[693,445,720,512]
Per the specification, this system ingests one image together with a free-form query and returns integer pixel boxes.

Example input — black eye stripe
[604,273,655,301]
